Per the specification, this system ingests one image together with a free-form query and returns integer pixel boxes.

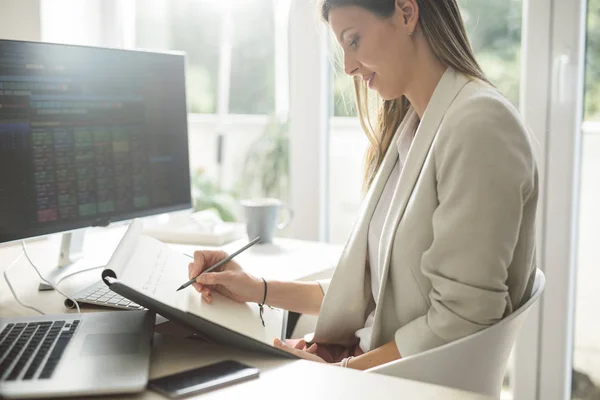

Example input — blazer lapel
[312,110,416,345]
[370,68,472,347]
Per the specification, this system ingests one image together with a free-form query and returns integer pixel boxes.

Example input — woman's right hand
[188,250,263,304]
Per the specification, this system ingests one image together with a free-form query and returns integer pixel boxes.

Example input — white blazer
[313,68,538,357]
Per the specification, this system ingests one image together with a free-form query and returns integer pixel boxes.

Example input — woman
[188,0,538,370]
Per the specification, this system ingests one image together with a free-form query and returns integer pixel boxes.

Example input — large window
[583,0,600,122]
[135,0,275,116]
[461,0,522,106]
[331,42,357,118]
[228,1,276,114]
[135,0,289,222]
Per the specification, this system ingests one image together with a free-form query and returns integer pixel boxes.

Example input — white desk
[0,227,493,400]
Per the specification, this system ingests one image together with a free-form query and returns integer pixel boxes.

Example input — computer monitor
[0,39,191,287]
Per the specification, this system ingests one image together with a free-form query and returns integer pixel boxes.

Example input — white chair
[366,268,545,398]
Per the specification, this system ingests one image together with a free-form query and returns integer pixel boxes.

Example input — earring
[408,31,414,36]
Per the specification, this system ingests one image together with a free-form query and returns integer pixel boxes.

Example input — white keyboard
[65,281,144,310]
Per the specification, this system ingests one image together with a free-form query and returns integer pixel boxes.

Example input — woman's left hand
[273,338,327,363]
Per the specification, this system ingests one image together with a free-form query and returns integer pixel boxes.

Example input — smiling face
[328,4,417,100]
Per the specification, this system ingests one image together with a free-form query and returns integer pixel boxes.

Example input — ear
[394,0,419,35]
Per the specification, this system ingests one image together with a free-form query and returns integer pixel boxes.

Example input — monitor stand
[38,230,104,291]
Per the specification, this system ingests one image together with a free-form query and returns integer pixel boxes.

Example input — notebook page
[108,220,284,344]
[102,218,144,280]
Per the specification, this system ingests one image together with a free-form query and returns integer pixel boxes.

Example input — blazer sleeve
[393,96,537,357]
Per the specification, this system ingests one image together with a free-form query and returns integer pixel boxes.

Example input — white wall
[0,0,41,41]
[288,0,329,241]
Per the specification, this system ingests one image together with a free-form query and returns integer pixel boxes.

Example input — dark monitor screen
[0,40,191,244]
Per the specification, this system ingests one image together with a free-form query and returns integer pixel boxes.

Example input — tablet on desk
[148,360,259,398]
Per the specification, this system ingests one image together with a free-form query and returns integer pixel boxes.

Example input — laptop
[0,310,154,399]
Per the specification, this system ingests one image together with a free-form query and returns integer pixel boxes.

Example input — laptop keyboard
[69,280,144,310]
[0,319,80,381]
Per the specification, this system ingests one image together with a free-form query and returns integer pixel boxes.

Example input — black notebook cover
[105,278,297,360]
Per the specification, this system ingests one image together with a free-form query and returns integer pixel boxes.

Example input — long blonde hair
[321,0,492,191]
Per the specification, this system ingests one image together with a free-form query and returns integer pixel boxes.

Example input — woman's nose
[344,54,359,76]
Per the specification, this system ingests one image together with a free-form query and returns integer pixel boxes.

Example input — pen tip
[176,286,183,292]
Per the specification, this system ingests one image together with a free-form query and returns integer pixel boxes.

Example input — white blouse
[355,122,415,352]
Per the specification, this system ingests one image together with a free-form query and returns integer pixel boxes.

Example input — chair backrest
[366,268,546,398]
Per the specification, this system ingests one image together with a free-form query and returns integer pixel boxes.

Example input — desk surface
[0,227,492,400]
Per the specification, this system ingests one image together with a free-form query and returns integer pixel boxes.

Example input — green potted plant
[190,167,238,222]
[236,117,290,201]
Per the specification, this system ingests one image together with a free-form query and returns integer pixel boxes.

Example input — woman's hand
[273,338,327,363]
[188,250,263,304]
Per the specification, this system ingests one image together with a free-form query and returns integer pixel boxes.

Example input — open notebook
[101,219,296,359]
